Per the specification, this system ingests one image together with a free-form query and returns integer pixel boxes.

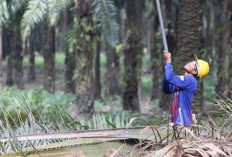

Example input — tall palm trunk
[0,27,2,90]
[216,0,229,98]
[120,6,126,45]
[229,18,232,99]
[6,26,14,86]
[44,25,56,93]
[206,0,215,76]
[28,34,35,81]
[65,50,76,93]
[94,38,101,99]
[164,0,172,18]
[13,26,24,90]
[176,0,202,112]
[150,15,160,101]
[105,43,121,96]
[123,0,143,112]
[64,7,76,93]
[75,0,95,113]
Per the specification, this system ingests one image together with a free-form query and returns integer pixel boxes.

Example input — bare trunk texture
[216,0,229,98]
[105,43,122,96]
[6,26,14,86]
[228,18,232,99]
[28,35,35,81]
[150,15,161,101]
[13,26,24,90]
[176,0,202,112]
[206,0,215,76]
[44,25,56,93]
[65,7,76,93]
[94,38,101,99]
[65,50,76,93]
[75,0,95,113]
[123,0,143,112]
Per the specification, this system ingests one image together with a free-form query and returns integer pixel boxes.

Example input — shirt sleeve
[165,63,196,91]
[162,76,175,94]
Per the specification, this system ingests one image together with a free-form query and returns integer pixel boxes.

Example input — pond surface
[1,141,133,157]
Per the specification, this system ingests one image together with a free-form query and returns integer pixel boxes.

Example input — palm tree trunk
[6,26,14,86]
[228,18,232,99]
[229,49,232,99]
[94,38,101,99]
[176,0,202,112]
[206,0,215,76]
[164,0,172,22]
[0,27,2,90]
[13,26,24,90]
[123,29,141,111]
[44,25,56,93]
[120,7,126,45]
[105,43,122,96]
[28,35,35,81]
[150,16,160,100]
[176,0,201,72]
[75,0,95,113]
[64,7,76,93]
[65,50,76,93]
[123,0,143,112]
[216,0,229,98]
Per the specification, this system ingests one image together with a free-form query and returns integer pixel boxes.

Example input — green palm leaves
[93,0,119,47]
[21,0,72,39]
[1,0,119,46]
[21,0,47,38]
[0,0,9,25]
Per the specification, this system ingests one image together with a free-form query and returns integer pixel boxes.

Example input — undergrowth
[0,87,231,156]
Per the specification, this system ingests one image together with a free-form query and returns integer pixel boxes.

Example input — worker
[162,50,209,127]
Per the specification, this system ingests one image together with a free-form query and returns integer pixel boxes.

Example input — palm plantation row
[0,0,231,116]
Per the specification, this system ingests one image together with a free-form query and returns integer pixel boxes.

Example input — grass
[22,52,65,67]
[141,75,153,97]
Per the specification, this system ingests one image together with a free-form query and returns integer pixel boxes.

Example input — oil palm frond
[93,0,119,47]
[0,0,9,25]
[21,0,47,38]
[47,0,73,25]
[21,0,72,39]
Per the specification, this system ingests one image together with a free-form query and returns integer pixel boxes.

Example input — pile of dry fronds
[123,124,232,157]
[122,104,232,157]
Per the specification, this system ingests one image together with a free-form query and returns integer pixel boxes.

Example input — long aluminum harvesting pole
[156,0,169,52]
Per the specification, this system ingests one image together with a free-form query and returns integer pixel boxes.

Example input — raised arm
[163,51,196,91]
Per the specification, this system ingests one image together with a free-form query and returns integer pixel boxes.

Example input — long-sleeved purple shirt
[162,63,197,127]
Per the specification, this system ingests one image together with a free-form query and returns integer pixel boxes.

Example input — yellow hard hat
[194,55,209,78]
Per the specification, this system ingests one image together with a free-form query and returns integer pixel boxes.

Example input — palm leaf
[10,0,26,16]
[47,0,72,25]
[0,0,9,26]
[93,0,119,47]
[21,0,47,39]
[21,0,72,39]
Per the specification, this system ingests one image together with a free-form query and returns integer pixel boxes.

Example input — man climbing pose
[163,50,209,127]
